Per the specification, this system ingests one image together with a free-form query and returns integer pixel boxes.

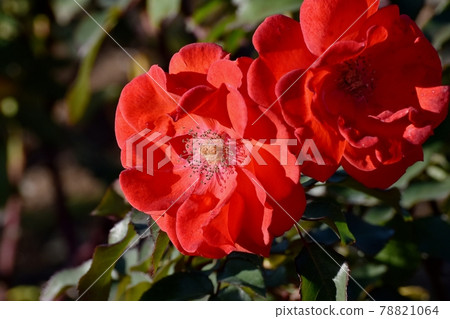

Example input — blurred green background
[0,0,449,301]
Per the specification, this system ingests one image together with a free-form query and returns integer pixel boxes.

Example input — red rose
[115,43,305,258]
[249,0,449,188]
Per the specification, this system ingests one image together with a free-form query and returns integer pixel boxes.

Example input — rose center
[200,144,222,165]
[337,56,375,100]
[182,129,244,185]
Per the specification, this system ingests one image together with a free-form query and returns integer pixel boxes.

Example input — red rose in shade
[115,43,305,258]
[248,0,449,188]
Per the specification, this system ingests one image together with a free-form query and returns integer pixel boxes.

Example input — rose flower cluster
[116,0,449,258]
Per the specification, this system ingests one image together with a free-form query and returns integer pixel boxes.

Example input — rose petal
[119,65,175,132]
[300,0,379,56]
[207,60,243,89]
[226,87,248,137]
[232,170,272,256]
[403,124,433,145]
[170,85,214,122]
[343,145,423,189]
[251,144,305,236]
[169,43,228,74]
[115,107,137,150]
[249,14,315,106]
[247,58,278,107]
[416,86,450,127]
[119,165,196,212]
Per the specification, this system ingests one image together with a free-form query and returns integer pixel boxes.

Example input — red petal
[316,24,387,66]
[166,72,208,97]
[175,193,220,254]
[201,204,240,256]
[342,146,423,189]
[295,124,345,181]
[169,43,228,75]
[181,85,246,134]
[338,117,379,149]
[171,85,214,121]
[119,166,196,212]
[416,86,450,127]
[268,182,305,236]
[207,60,243,89]
[251,144,305,236]
[245,104,292,141]
[361,5,399,29]
[300,0,379,56]
[119,65,176,132]
[253,15,315,75]
[403,124,433,145]
[231,170,272,256]
[249,14,315,106]
[226,87,248,137]
[371,107,416,123]
[175,85,232,131]
[369,25,443,111]
[247,58,278,107]
[151,209,187,255]
[275,69,315,128]
[175,172,237,254]
[276,69,345,181]
[155,206,228,258]
[115,107,137,150]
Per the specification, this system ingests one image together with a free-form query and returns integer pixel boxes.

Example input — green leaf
[216,285,252,301]
[129,236,155,273]
[342,178,402,207]
[351,263,387,287]
[108,215,131,245]
[192,0,228,25]
[98,0,133,9]
[114,272,152,301]
[41,260,92,300]
[338,177,411,220]
[151,230,170,271]
[375,215,422,285]
[6,286,40,301]
[401,178,450,208]
[123,281,152,301]
[264,266,287,288]
[348,263,387,300]
[92,187,131,218]
[50,0,89,25]
[67,39,102,124]
[130,210,159,238]
[393,143,444,189]
[363,205,395,225]
[233,0,302,26]
[375,240,421,285]
[147,0,181,29]
[205,15,235,42]
[303,199,356,245]
[140,272,214,300]
[217,253,265,296]
[333,263,350,301]
[414,216,450,261]
[77,223,137,300]
[151,252,183,283]
[67,6,125,124]
[347,213,395,256]
[295,244,349,301]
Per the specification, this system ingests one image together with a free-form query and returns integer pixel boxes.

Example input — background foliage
[0,0,449,301]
